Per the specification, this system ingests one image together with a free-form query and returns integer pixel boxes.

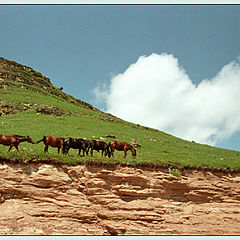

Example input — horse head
[27,135,35,144]
[131,147,137,158]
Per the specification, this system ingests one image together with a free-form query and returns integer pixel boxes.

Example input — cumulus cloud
[94,53,240,145]
[92,81,109,107]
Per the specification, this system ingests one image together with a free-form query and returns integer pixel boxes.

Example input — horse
[80,139,92,156]
[90,140,109,157]
[36,136,64,154]
[108,141,136,158]
[63,137,89,156]
[0,134,35,152]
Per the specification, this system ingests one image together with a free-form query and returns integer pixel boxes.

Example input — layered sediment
[0,161,240,235]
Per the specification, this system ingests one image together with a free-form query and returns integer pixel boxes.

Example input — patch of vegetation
[169,168,181,177]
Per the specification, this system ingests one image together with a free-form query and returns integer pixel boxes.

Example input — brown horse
[108,141,136,158]
[36,136,64,153]
[63,137,89,156]
[0,134,35,152]
[90,140,109,157]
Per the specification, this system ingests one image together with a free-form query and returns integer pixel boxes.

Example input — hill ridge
[0,57,95,110]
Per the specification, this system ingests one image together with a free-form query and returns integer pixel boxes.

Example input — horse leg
[103,149,107,157]
[64,147,70,155]
[44,145,48,153]
[79,148,84,157]
[63,146,66,154]
[104,148,107,157]
[111,149,115,158]
[8,145,13,152]
[14,144,19,151]
[86,147,89,156]
[123,149,127,158]
[107,147,112,158]
[58,147,60,154]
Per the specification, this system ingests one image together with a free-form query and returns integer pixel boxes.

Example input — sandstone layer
[0,161,240,235]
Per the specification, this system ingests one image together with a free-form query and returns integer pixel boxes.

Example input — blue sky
[1,4,240,150]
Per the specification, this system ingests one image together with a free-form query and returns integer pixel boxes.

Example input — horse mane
[13,135,25,137]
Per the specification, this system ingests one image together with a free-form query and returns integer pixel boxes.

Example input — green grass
[1,85,240,170]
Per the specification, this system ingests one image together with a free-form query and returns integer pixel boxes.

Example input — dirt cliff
[0,161,240,235]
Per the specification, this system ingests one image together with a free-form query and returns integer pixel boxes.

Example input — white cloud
[94,53,240,145]
[92,81,109,107]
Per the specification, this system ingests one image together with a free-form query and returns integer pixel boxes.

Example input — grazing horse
[0,134,35,152]
[63,137,88,156]
[90,140,109,157]
[36,136,64,153]
[80,139,92,156]
[109,141,136,158]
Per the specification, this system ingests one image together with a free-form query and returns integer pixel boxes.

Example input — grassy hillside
[1,57,240,170]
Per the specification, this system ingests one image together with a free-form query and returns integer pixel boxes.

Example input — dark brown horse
[109,141,136,158]
[36,136,64,153]
[90,140,109,157]
[63,137,89,156]
[0,134,35,152]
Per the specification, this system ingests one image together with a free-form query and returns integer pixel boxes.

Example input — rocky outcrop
[0,103,65,117]
[36,105,65,116]
[0,161,240,235]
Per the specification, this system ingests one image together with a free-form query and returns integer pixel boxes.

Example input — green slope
[1,57,240,170]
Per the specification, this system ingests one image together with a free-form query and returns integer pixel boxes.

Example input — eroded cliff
[0,161,240,235]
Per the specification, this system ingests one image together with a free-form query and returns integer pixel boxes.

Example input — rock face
[0,161,240,235]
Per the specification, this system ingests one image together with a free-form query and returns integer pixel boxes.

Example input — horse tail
[36,136,46,144]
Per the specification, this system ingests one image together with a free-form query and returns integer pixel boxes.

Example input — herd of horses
[0,134,137,158]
